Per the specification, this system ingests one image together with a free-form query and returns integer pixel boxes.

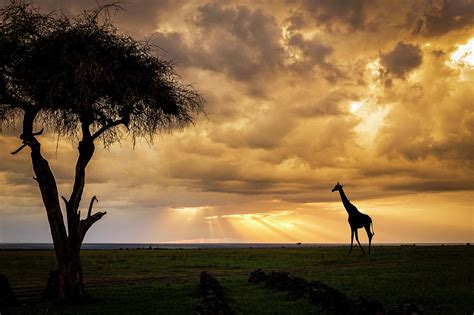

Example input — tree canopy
[0,1,204,144]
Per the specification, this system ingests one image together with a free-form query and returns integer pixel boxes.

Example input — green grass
[1,246,473,314]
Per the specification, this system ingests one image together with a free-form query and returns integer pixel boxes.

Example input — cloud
[376,74,473,165]
[380,42,423,78]
[147,2,343,95]
[286,33,343,81]
[150,32,192,66]
[410,0,474,37]
[285,11,307,32]
[301,0,367,32]
[193,3,285,82]
[293,90,355,117]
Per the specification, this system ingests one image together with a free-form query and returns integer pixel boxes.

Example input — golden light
[350,99,391,146]
[448,38,474,69]
[349,101,363,114]
[173,206,207,221]
[207,210,309,242]
[367,59,381,78]
[220,210,294,220]
[174,206,200,214]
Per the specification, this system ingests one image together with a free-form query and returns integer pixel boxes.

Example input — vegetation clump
[388,303,423,315]
[249,269,388,314]
[0,274,16,306]
[196,271,232,315]
[248,269,267,284]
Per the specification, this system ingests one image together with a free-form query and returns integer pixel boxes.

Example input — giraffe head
[331,182,343,192]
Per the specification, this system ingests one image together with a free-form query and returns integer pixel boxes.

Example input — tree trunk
[58,251,84,303]
[30,149,86,303]
[16,110,105,303]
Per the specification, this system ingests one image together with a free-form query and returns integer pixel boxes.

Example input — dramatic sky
[1,0,473,243]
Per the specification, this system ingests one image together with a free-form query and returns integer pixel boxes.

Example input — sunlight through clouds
[349,101,363,114]
[448,38,474,69]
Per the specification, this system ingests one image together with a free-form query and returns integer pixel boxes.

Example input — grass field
[1,245,473,314]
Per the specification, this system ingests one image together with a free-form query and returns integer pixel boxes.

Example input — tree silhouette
[0,1,204,303]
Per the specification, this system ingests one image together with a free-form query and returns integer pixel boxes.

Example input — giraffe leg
[355,229,365,254]
[364,224,373,254]
[349,229,354,254]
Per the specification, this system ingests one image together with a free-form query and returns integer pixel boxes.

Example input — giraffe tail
[371,221,375,236]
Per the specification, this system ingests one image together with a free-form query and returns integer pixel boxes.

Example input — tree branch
[95,109,113,126]
[61,196,69,207]
[11,128,44,154]
[69,115,95,222]
[87,196,98,218]
[79,210,106,244]
[91,118,126,141]
[89,2,123,23]
[11,143,27,155]
[32,128,44,136]
[76,195,104,244]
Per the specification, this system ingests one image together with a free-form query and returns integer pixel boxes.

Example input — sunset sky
[0,0,473,244]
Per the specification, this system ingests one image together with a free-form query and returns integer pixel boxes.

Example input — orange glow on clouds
[448,38,474,69]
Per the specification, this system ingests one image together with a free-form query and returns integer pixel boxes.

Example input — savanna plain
[1,245,472,314]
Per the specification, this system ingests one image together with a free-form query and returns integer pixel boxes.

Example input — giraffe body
[332,182,374,254]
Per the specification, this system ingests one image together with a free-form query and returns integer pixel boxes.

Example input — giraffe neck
[338,189,355,214]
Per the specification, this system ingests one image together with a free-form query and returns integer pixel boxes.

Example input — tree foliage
[0,1,204,144]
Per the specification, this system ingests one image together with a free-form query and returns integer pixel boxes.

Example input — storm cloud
[380,42,423,78]
[411,0,474,37]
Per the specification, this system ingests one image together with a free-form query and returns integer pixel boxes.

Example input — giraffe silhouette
[332,182,374,254]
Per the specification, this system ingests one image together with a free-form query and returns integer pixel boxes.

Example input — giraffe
[332,182,374,254]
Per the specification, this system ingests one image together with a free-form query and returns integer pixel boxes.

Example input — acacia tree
[0,2,204,303]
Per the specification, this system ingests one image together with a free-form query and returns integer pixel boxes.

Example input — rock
[249,269,390,313]
[287,276,309,299]
[353,297,385,314]
[42,269,60,302]
[196,271,232,315]
[196,295,232,315]
[199,271,225,300]
[308,281,354,313]
[388,303,423,315]
[248,269,267,284]
[249,269,310,299]
[0,274,16,306]
[266,271,292,291]
[249,269,309,299]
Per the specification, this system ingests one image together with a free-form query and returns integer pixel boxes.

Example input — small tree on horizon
[0,1,204,303]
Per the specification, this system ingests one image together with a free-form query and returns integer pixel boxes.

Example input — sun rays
[169,206,349,243]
